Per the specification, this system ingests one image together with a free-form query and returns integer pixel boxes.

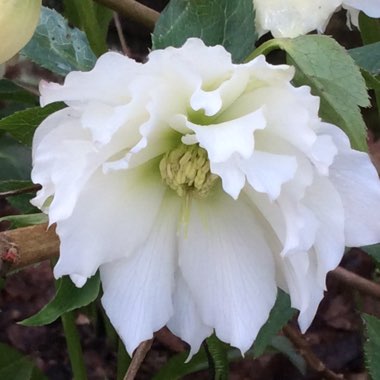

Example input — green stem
[61,312,88,380]
[116,339,131,380]
[244,38,282,62]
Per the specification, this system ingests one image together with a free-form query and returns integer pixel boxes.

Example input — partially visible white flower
[253,0,380,38]
[343,0,380,27]
[32,38,380,356]
[0,0,41,64]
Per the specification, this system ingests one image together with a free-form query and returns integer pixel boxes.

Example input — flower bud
[0,0,41,64]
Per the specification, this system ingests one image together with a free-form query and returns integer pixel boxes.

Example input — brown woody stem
[93,0,159,30]
[283,325,344,380]
[123,339,153,380]
[329,266,380,299]
[0,223,59,273]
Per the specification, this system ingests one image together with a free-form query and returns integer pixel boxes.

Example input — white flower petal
[179,192,277,353]
[343,0,380,18]
[253,0,341,38]
[167,272,213,358]
[303,175,345,286]
[210,155,247,199]
[53,161,166,281]
[182,109,266,162]
[330,150,380,246]
[40,52,141,107]
[239,151,297,200]
[281,250,324,331]
[100,193,181,355]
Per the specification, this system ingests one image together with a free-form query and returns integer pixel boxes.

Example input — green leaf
[0,343,47,380]
[0,134,31,180]
[20,274,100,326]
[254,289,295,357]
[0,80,38,105]
[152,0,257,63]
[0,103,64,146]
[21,7,97,76]
[0,214,48,229]
[0,180,38,214]
[359,13,380,44]
[363,314,380,380]
[205,335,229,379]
[361,244,380,264]
[271,336,306,375]
[349,42,380,77]
[278,35,370,152]
[63,0,112,56]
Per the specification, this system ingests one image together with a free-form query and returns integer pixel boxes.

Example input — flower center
[159,143,218,198]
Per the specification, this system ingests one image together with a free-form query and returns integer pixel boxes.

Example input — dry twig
[94,0,159,30]
[0,223,59,274]
[123,339,153,380]
[329,266,380,299]
[283,325,344,380]
[0,184,41,199]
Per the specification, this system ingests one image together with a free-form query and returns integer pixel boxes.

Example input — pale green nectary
[253,0,380,37]
[0,0,41,64]
[31,38,380,356]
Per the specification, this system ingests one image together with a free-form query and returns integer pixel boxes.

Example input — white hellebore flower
[253,0,380,38]
[32,38,380,356]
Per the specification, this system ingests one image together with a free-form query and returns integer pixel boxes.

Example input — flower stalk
[61,311,88,380]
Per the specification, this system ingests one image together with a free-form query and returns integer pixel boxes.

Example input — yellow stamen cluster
[159,144,218,198]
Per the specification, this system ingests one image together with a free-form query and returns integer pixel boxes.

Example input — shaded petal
[53,161,166,281]
[167,272,213,358]
[239,151,297,200]
[281,250,324,331]
[100,193,181,355]
[303,175,345,286]
[329,150,380,246]
[179,192,277,353]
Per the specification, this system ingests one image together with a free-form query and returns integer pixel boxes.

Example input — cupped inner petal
[178,192,277,353]
[182,109,266,162]
[100,192,181,355]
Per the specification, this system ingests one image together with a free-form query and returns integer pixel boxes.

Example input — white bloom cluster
[253,0,380,38]
[32,38,380,355]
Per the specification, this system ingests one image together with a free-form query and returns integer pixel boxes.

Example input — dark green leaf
[0,103,64,146]
[0,214,48,229]
[271,336,306,375]
[361,244,380,264]
[363,314,380,380]
[205,335,229,379]
[63,0,111,56]
[0,80,38,105]
[20,274,100,326]
[0,134,31,180]
[0,343,47,380]
[152,0,257,63]
[0,180,39,214]
[254,289,295,357]
[359,13,380,44]
[349,42,380,77]
[21,7,97,76]
[277,35,369,152]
